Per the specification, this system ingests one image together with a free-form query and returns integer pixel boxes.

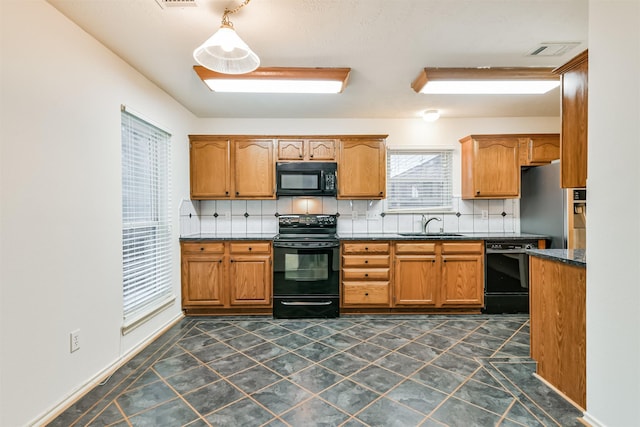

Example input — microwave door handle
[320,170,325,190]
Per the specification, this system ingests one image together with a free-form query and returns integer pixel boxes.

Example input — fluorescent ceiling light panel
[194,66,351,94]
[412,67,560,95]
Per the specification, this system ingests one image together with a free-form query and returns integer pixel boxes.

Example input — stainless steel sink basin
[397,232,463,237]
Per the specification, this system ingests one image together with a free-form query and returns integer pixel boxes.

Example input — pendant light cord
[222,0,252,26]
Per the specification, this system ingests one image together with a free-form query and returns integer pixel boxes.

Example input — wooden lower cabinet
[440,242,484,306]
[181,241,272,315]
[342,240,483,311]
[394,243,438,306]
[341,242,391,307]
[530,255,586,409]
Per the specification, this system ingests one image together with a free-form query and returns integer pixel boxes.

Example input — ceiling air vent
[527,42,580,57]
[155,0,197,8]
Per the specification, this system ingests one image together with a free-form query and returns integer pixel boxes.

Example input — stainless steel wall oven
[273,214,339,318]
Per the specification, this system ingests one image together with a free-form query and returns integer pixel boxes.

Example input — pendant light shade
[193,0,259,74]
[193,23,259,74]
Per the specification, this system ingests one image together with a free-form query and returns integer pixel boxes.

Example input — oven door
[273,242,339,296]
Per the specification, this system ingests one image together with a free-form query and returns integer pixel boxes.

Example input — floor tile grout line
[487,360,564,427]
[63,319,201,427]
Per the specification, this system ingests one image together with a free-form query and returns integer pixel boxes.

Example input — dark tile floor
[47,315,583,427]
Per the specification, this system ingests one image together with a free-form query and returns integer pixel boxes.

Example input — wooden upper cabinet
[554,50,588,188]
[190,139,231,199]
[459,135,520,199]
[277,139,336,161]
[189,136,275,199]
[519,134,560,166]
[233,139,275,198]
[338,137,387,199]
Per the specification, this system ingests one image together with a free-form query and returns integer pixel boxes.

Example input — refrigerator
[520,161,567,249]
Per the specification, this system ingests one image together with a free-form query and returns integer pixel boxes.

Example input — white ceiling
[46,0,588,119]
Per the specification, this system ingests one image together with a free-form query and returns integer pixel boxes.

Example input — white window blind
[386,149,453,211]
[121,108,173,329]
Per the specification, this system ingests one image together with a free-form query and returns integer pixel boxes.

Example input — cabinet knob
[364,260,369,264]
[365,292,369,296]
[364,273,369,277]
[476,191,480,195]
[379,191,383,196]
[218,259,222,263]
[200,247,204,251]
[248,247,252,251]
[310,153,314,158]
[225,191,229,195]
[230,259,234,263]
[365,247,369,251]
[236,191,239,195]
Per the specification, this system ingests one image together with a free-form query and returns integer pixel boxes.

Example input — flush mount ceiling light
[193,0,259,74]
[412,67,560,94]
[422,110,440,122]
[193,66,351,93]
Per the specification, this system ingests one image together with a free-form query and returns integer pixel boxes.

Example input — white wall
[0,1,193,425]
[585,1,640,425]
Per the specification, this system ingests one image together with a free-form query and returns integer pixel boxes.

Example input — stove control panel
[278,214,336,228]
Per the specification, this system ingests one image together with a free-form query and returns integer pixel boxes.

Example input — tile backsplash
[180,197,520,236]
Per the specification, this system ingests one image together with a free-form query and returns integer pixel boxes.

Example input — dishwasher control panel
[485,241,538,251]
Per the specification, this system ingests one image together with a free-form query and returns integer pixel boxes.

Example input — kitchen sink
[397,232,463,237]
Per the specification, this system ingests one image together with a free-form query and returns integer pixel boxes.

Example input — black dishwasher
[483,240,537,314]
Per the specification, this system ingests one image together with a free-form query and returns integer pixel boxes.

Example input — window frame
[384,147,454,213]
[121,106,174,334]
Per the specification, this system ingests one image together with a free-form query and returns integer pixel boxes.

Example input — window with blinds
[121,108,173,331]
[386,149,453,212]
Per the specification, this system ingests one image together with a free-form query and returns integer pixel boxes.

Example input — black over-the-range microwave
[276,162,337,197]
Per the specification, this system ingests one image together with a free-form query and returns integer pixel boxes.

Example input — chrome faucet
[422,215,442,233]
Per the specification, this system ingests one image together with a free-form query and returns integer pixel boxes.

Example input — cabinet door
[181,254,226,307]
[527,135,560,164]
[338,139,386,199]
[190,139,230,199]
[308,139,336,160]
[559,53,588,188]
[277,139,305,160]
[440,254,483,306]
[229,255,271,306]
[233,139,275,198]
[393,255,438,306]
[473,138,520,197]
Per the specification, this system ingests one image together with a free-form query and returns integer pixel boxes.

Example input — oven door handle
[273,242,340,249]
[280,301,334,306]
[486,249,527,254]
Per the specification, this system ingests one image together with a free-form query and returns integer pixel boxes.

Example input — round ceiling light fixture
[422,109,441,122]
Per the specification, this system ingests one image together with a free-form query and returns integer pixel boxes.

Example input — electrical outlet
[366,211,380,220]
[70,330,80,353]
[481,210,488,220]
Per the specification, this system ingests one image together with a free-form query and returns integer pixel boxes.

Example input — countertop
[526,248,586,267]
[180,232,548,242]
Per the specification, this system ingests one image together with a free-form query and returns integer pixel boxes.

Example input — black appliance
[483,240,538,314]
[273,214,340,318]
[276,162,337,197]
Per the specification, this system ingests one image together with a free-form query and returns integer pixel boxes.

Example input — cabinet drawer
[343,283,390,305]
[181,242,225,254]
[230,242,271,254]
[342,242,390,254]
[394,242,437,254]
[342,255,390,268]
[342,268,390,281]
[441,242,483,254]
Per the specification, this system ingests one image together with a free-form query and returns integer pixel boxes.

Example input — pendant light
[193,0,259,75]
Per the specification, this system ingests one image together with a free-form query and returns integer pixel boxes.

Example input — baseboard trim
[29,312,184,427]
[581,412,606,427]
